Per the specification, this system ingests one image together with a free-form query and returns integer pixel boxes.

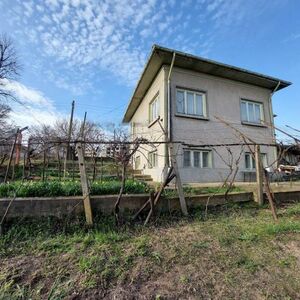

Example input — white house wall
[131,67,167,182]
[170,67,276,183]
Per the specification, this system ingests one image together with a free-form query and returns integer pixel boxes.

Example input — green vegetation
[0,179,149,197]
[1,203,300,299]
[0,180,245,198]
[163,185,244,197]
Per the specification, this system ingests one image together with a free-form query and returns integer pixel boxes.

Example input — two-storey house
[123,45,291,183]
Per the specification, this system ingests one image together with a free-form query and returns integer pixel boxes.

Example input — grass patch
[163,185,244,197]
[0,179,149,197]
[1,202,300,298]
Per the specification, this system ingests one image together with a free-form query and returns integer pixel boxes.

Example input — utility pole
[64,100,75,179]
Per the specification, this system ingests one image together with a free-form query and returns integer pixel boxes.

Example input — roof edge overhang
[122,44,292,123]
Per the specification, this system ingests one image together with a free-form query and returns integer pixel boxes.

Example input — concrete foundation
[0,190,300,219]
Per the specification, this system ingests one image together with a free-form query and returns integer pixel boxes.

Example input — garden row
[0,180,150,198]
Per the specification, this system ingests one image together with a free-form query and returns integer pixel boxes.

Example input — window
[183,149,212,168]
[176,89,206,117]
[241,100,264,124]
[183,150,191,167]
[135,156,141,169]
[148,151,158,168]
[149,97,159,123]
[245,153,267,170]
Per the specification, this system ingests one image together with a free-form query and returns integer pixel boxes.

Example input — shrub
[0,179,149,198]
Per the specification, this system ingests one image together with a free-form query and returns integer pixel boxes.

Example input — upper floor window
[183,149,212,168]
[176,89,207,118]
[241,100,264,124]
[149,96,159,123]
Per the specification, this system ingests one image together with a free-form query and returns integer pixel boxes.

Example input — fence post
[255,145,264,206]
[76,141,93,226]
[169,143,188,216]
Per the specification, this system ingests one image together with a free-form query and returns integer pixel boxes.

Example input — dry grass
[1,202,300,299]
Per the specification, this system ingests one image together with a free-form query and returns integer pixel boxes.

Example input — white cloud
[4,0,268,92]
[0,79,62,127]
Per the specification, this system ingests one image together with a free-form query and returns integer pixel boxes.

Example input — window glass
[248,103,255,122]
[149,98,159,122]
[241,101,247,122]
[241,100,263,124]
[202,152,209,167]
[194,151,200,167]
[183,150,191,167]
[245,153,251,169]
[148,151,158,168]
[176,89,206,117]
[135,156,140,169]
[187,92,194,115]
[195,94,203,116]
[176,90,185,114]
[254,104,261,123]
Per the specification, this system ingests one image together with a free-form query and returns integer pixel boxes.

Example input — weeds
[1,202,300,298]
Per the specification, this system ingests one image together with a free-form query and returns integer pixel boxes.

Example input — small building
[123,45,291,183]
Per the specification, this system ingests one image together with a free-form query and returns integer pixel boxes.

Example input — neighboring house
[123,45,291,183]
[277,144,300,166]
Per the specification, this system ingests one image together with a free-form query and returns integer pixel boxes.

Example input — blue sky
[0,0,299,140]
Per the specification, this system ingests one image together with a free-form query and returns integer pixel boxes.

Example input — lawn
[1,202,300,299]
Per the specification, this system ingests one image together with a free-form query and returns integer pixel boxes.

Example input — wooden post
[76,141,93,226]
[255,145,264,206]
[22,149,26,180]
[15,131,22,166]
[4,129,19,183]
[27,138,32,178]
[64,100,75,179]
[42,143,47,181]
[169,144,188,216]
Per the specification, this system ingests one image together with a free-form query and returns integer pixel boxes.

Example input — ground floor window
[245,152,267,170]
[135,156,141,169]
[183,149,212,168]
[148,151,158,168]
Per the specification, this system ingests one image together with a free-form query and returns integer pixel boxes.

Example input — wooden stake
[255,145,264,206]
[76,141,93,226]
[4,129,19,183]
[169,144,188,216]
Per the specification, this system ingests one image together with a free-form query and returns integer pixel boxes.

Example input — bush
[0,179,149,198]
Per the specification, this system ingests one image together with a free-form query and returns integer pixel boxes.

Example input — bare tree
[0,34,19,100]
[0,103,11,136]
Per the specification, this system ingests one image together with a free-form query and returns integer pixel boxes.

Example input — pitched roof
[123,45,292,122]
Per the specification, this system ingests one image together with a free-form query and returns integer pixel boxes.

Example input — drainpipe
[269,81,281,168]
[167,53,176,142]
[165,52,176,169]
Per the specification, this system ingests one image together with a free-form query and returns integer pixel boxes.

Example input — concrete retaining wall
[1,190,300,219]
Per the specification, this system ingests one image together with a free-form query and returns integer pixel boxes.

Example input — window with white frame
[245,152,268,170]
[183,149,212,168]
[149,96,159,123]
[240,100,264,124]
[148,151,158,168]
[176,89,207,117]
[135,156,141,169]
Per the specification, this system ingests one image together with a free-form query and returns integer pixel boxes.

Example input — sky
[0,0,300,141]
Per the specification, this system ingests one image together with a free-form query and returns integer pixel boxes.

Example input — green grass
[1,203,300,299]
[0,179,149,197]
[163,185,244,197]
